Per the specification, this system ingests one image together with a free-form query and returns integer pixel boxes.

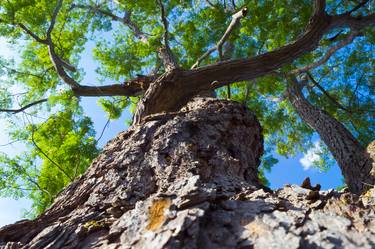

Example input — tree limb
[205,0,216,8]
[191,7,248,69]
[47,44,80,88]
[71,4,149,42]
[0,99,48,114]
[290,31,360,75]
[344,0,370,15]
[71,75,157,97]
[30,126,74,181]
[133,0,375,122]
[12,161,53,202]
[46,0,63,37]
[45,0,78,80]
[184,9,375,91]
[156,0,178,71]
[0,18,47,44]
[306,71,350,112]
[16,23,48,44]
[97,118,110,143]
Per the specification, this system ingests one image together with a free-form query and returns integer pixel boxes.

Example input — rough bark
[1,98,374,249]
[286,79,375,194]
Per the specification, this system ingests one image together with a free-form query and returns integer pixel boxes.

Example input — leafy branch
[0,99,48,114]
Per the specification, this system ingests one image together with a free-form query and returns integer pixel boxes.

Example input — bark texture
[1,98,374,249]
[286,80,375,194]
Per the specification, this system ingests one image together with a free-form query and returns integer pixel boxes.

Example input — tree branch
[184,9,375,91]
[205,0,216,8]
[0,18,47,44]
[191,7,248,69]
[0,99,48,114]
[156,0,178,71]
[133,1,375,122]
[30,126,74,181]
[306,71,350,112]
[290,31,360,75]
[344,0,370,15]
[97,118,110,143]
[313,0,326,16]
[47,44,80,88]
[46,0,63,38]
[12,162,53,202]
[45,0,77,76]
[71,4,149,42]
[72,75,157,97]
[17,23,48,44]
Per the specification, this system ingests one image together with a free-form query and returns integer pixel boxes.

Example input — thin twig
[205,0,216,8]
[97,118,110,143]
[306,71,350,112]
[11,161,53,202]
[290,31,360,75]
[71,4,149,42]
[30,125,73,181]
[0,139,21,147]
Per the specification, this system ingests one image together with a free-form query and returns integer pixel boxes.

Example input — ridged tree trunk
[1,98,375,249]
[286,79,375,194]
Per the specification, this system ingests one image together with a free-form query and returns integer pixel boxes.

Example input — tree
[0,0,374,247]
[0,0,373,217]
[286,75,374,194]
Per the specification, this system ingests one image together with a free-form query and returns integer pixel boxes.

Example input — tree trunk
[286,79,375,194]
[1,98,374,249]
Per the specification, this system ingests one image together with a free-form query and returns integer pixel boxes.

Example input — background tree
[0,0,373,217]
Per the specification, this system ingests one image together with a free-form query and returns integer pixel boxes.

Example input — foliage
[0,0,373,214]
[0,108,98,217]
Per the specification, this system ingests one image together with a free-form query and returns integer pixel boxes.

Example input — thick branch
[45,0,77,75]
[184,12,375,91]
[313,0,326,16]
[191,7,248,69]
[0,99,47,114]
[72,74,157,97]
[133,2,375,123]
[72,83,144,97]
[47,44,80,88]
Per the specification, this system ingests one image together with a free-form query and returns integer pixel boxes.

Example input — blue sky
[0,36,343,227]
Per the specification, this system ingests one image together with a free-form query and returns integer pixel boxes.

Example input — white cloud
[300,141,322,170]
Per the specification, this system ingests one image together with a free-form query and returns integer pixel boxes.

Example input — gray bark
[286,79,375,194]
[1,98,374,249]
